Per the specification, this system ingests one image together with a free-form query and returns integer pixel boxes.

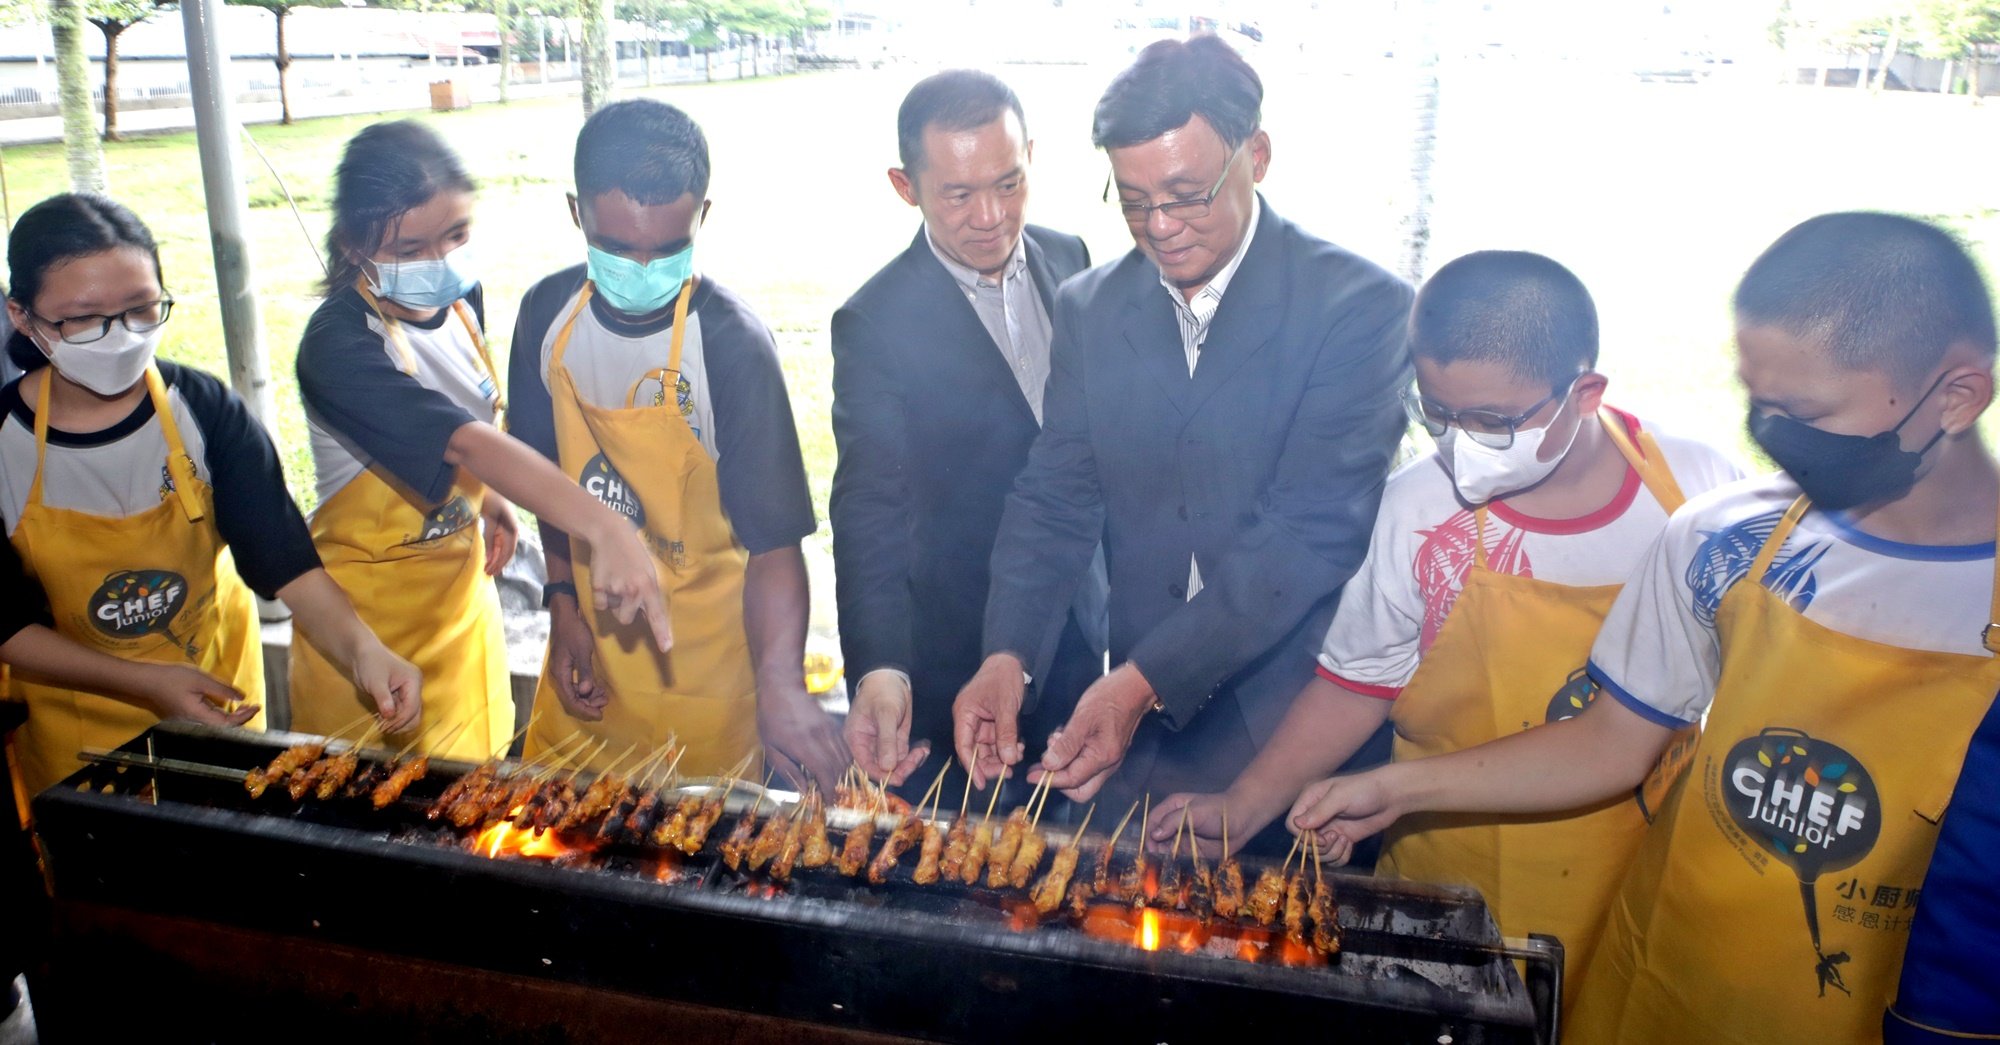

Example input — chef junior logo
[89,569,189,638]
[405,494,475,546]
[581,453,645,527]
[1719,727,1880,997]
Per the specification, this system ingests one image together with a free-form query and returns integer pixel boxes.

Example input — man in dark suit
[956,37,1414,836]
[832,70,1106,799]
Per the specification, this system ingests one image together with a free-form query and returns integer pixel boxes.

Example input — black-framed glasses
[26,295,174,345]
[1104,143,1245,224]
[1400,375,1583,449]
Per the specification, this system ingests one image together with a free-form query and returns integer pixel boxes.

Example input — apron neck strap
[1598,407,1687,513]
[1472,505,1490,570]
[1748,495,1811,585]
[551,279,699,410]
[1758,494,2000,655]
[28,365,205,523]
[357,278,504,421]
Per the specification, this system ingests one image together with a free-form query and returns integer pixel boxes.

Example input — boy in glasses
[1290,215,2000,1042]
[1154,250,1738,1012]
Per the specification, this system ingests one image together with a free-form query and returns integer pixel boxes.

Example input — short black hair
[897,70,1026,176]
[1411,250,1599,391]
[323,120,474,296]
[1735,212,1997,386]
[575,99,710,206]
[1092,34,1262,151]
[7,193,163,373]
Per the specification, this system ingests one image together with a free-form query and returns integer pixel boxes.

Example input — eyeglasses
[1104,143,1245,224]
[1400,376,1583,449]
[26,295,174,345]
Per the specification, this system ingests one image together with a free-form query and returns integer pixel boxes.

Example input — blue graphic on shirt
[1687,509,1831,626]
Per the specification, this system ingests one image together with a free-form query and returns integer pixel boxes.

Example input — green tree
[1919,0,2000,97]
[663,0,729,82]
[85,0,162,140]
[226,0,344,124]
[50,0,105,190]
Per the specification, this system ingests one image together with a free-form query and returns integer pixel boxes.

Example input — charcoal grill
[30,722,1560,1044]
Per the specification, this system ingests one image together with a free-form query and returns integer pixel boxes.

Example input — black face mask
[1747,373,1950,511]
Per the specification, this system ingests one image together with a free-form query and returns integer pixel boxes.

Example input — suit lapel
[1183,202,1285,421]
[1122,264,1196,417]
[1023,231,1060,320]
[906,226,1038,427]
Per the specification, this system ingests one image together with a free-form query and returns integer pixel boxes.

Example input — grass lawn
[6,56,2000,633]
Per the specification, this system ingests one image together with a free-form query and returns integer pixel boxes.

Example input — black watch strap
[541,581,578,609]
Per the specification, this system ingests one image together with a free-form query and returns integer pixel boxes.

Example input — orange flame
[471,807,594,862]
[1138,908,1161,952]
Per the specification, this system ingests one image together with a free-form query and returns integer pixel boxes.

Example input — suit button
[1177,505,1189,520]
[1168,583,1185,599]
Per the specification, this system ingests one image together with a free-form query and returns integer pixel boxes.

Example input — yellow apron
[7,366,263,797]
[287,289,511,760]
[1570,495,2000,1045]
[1377,410,1690,1014]
[522,281,760,777]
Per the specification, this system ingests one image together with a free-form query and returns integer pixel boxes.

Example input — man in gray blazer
[832,71,1105,803]
[955,36,1414,830]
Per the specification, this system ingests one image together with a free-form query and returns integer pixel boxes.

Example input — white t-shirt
[302,296,499,507]
[1589,473,2000,726]
[537,291,719,462]
[1318,410,1743,696]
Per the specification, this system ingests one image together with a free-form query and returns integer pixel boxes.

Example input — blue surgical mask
[587,243,693,315]
[369,244,476,310]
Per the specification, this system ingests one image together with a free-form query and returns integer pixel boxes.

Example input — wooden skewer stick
[597,741,642,779]
[978,765,1007,828]
[423,719,471,757]
[529,736,590,785]
[322,711,377,743]
[1311,832,1324,887]
[1022,770,1054,828]
[658,746,688,787]
[1068,803,1096,848]
[1138,793,1151,853]
[1169,806,1189,865]
[956,767,974,820]
[1221,808,1230,861]
[916,759,952,819]
[394,716,456,760]
[520,730,588,777]
[490,711,542,761]
[1282,828,1304,873]
[1106,799,1141,850]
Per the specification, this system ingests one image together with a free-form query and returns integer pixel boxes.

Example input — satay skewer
[958,766,1007,885]
[1005,773,1056,888]
[1212,808,1246,919]
[873,761,950,884]
[720,770,777,871]
[1118,794,1153,907]
[989,771,1048,888]
[1247,830,1302,927]
[937,769,977,881]
[1091,799,1141,896]
[371,718,469,809]
[1030,803,1094,914]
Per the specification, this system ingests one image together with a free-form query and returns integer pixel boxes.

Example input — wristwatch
[541,581,578,609]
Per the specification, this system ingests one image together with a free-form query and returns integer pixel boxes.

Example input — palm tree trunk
[580,0,610,114]
[98,22,124,141]
[50,0,104,192]
[275,6,294,125]
[496,0,513,104]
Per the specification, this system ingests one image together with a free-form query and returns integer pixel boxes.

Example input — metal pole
[179,0,276,427]
[181,0,288,631]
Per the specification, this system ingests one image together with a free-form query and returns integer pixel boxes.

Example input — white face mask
[38,323,162,397]
[1436,405,1583,504]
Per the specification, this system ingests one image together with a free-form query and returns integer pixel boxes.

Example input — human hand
[480,493,519,577]
[349,638,423,734]
[1287,768,1406,867]
[1149,791,1250,862]
[134,664,257,727]
[843,670,930,785]
[760,689,849,795]
[1032,662,1152,801]
[952,653,1026,789]
[583,516,673,652]
[548,595,608,721]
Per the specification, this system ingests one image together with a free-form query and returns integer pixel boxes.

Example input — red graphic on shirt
[1413,509,1532,651]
